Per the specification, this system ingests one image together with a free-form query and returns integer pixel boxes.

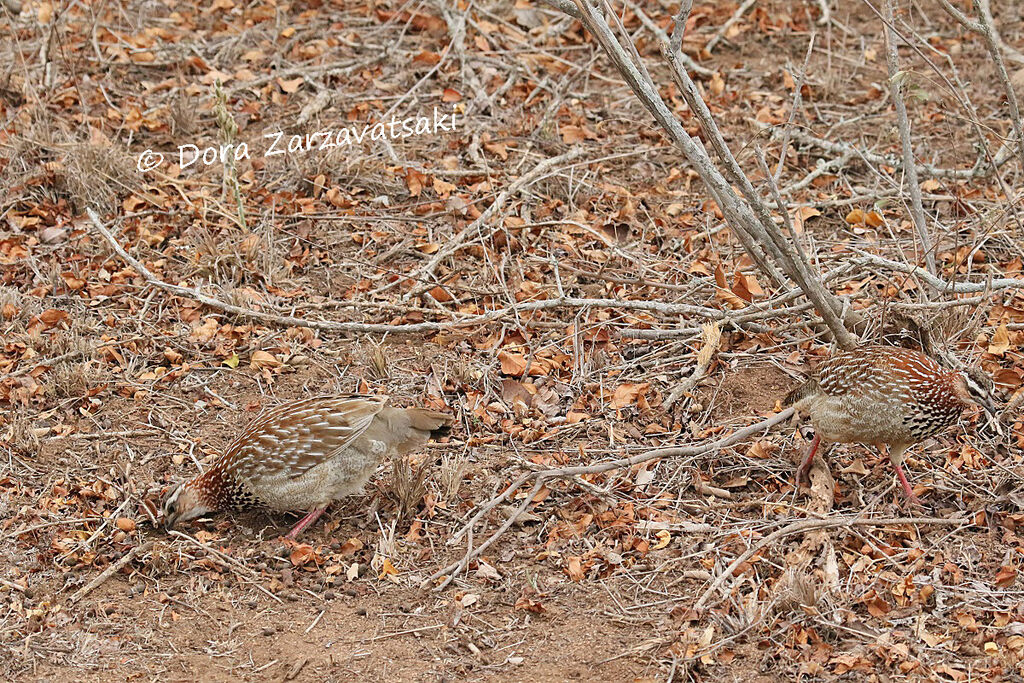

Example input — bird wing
[815,346,901,398]
[222,395,388,481]
[815,353,864,397]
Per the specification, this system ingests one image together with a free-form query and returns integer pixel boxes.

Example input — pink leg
[796,432,821,486]
[890,461,921,506]
[885,444,920,506]
[286,507,326,540]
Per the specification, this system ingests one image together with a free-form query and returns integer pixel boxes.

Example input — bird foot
[284,507,327,540]
[900,492,924,510]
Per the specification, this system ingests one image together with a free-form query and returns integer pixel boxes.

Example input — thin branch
[88,207,798,336]
[423,408,796,589]
[558,0,859,348]
[693,515,970,609]
[852,253,1024,293]
[938,0,1024,169]
[883,0,936,275]
[68,541,153,604]
[397,147,586,300]
[706,0,757,53]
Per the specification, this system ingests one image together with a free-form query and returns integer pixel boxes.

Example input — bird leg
[286,507,327,539]
[796,432,821,486]
[886,444,921,506]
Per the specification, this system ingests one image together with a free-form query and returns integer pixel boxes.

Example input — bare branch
[693,515,970,610]
[938,0,1024,169]
[554,0,860,349]
[883,0,936,275]
[424,408,796,589]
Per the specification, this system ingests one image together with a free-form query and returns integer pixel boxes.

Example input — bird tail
[404,407,453,440]
[783,380,817,408]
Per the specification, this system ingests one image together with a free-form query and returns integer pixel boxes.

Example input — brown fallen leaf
[565,556,585,581]
[250,350,282,369]
[995,565,1017,588]
[988,324,1011,356]
[610,382,649,409]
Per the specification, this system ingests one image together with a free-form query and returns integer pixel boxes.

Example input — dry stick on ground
[705,0,757,53]
[68,541,154,604]
[86,207,807,336]
[882,0,936,276]
[168,529,284,604]
[938,0,1024,170]
[851,253,1024,294]
[773,32,816,185]
[693,515,970,610]
[0,335,147,381]
[552,0,859,350]
[422,408,795,590]
[770,125,1008,179]
[397,147,586,301]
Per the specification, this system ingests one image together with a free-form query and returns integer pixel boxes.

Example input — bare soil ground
[3,0,1024,681]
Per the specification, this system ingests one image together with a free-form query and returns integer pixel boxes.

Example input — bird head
[956,368,1002,435]
[161,481,214,531]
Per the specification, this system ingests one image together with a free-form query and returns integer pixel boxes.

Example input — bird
[161,395,453,538]
[783,345,997,503]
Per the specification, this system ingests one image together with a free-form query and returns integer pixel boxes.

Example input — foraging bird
[161,395,452,538]
[783,345,997,502]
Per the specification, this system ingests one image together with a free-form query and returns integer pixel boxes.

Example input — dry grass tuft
[385,456,429,520]
[437,452,467,503]
[60,143,139,212]
[45,360,105,399]
[2,411,40,455]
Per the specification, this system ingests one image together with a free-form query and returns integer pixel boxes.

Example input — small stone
[262,627,274,636]
[324,591,335,600]
[355,607,367,616]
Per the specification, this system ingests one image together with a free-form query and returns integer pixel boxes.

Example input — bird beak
[163,513,178,532]
[979,398,1003,436]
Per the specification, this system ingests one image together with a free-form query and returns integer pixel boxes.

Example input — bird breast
[808,378,963,445]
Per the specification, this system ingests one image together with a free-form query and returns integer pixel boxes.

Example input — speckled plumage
[784,345,996,501]
[162,395,453,536]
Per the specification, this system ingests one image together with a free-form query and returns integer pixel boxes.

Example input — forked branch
[545,0,860,349]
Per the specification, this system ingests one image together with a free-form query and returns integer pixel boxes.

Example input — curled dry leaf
[610,382,649,409]
[289,543,321,567]
[995,565,1017,588]
[514,595,545,613]
[988,324,1011,356]
[249,350,282,369]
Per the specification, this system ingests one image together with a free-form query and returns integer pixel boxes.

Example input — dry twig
[693,515,970,609]
[68,541,153,604]
[423,408,795,589]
